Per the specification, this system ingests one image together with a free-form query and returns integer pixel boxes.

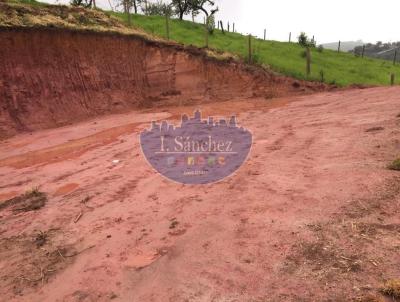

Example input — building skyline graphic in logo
[140,110,252,184]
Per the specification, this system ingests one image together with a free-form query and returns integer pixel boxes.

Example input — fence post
[306,47,311,76]
[227,22,230,32]
[144,0,148,14]
[233,22,235,32]
[394,50,397,66]
[391,73,395,86]
[264,29,266,40]
[205,17,209,48]
[289,32,291,43]
[220,21,225,34]
[361,45,365,58]
[165,13,170,40]
[127,5,132,26]
[338,40,341,52]
[248,34,252,63]
[319,70,324,83]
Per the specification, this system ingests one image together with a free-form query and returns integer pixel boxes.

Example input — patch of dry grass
[205,48,238,61]
[381,279,400,299]
[389,158,400,171]
[355,295,384,302]
[0,1,149,37]
[0,187,47,213]
[0,229,76,297]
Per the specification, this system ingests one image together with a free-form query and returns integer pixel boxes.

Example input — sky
[43,0,400,44]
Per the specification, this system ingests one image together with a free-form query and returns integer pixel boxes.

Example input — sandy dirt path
[0,87,400,302]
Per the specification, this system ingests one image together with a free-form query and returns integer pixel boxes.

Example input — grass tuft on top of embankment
[0,0,135,34]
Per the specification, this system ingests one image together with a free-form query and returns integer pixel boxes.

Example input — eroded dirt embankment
[0,28,325,139]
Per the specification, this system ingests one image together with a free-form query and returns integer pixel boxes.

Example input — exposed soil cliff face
[0,28,324,138]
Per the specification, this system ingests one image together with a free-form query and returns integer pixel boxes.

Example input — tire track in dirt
[0,123,140,169]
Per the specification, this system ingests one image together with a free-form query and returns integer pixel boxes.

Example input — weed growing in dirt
[0,229,76,297]
[0,188,47,213]
[34,230,48,247]
[365,126,384,132]
[169,218,179,229]
[27,186,41,196]
[388,158,400,171]
[380,279,400,299]
[80,195,91,204]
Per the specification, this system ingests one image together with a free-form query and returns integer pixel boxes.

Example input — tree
[298,32,308,47]
[171,0,190,20]
[115,0,141,17]
[189,0,218,19]
[70,0,94,8]
[142,0,148,15]
[206,14,215,34]
[132,0,143,14]
[187,0,218,36]
[142,0,172,15]
[115,0,143,25]
[121,0,134,25]
[298,32,315,48]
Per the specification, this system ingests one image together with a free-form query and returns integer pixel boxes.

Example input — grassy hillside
[111,12,400,87]
[2,0,400,87]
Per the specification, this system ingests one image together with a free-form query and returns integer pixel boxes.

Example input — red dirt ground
[0,86,400,301]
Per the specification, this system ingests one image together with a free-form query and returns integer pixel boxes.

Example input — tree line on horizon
[70,0,218,24]
[352,41,400,62]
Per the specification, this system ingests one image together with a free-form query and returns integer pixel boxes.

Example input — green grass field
[110,12,400,87]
